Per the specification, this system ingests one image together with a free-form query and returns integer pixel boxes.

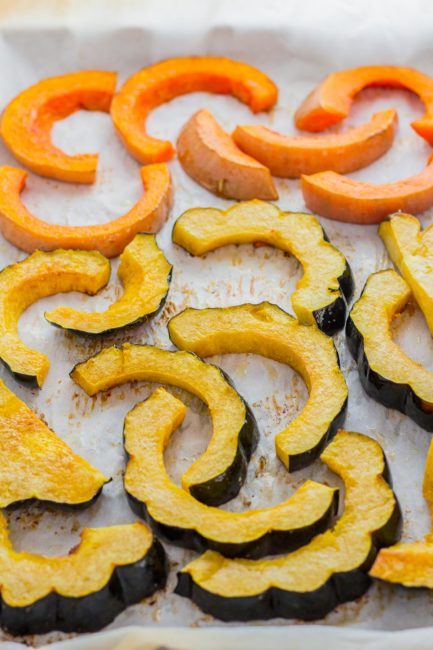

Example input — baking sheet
[1,0,433,647]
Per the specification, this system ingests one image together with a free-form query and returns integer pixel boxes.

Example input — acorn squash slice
[168,302,348,471]
[346,269,433,430]
[0,378,107,508]
[0,248,110,387]
[45,234,172,336]
[0,164,172,257]
[71,343,258,507]
[379,212,433,337]
[110,56,277,164]
[172,200,353,335]
[0,515,167,635]
[124,387,338,559]
[175,430,401,621]
[0,71,117,184]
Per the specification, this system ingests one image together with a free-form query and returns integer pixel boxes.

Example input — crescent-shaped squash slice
[0,164,172,257]
[172,201,354,336]
[177,109,277,200]
[0,378,107,508]
[168,302,348,471]
[110,56,277,164]
[71,343,258,507]
[294,65,433,144]
[175,430,401,621]
[301,154,433,224]
[124,387,338,559]
[232,109,397,177]
[0,71,117,184]
[379,213,433,336]
[45,234,172,336]
[0,248,110,387]
[0,515,167,635]
[346,269,433,430]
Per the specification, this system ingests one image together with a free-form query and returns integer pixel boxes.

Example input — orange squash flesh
[177,109,277,199]
[295,65,433,144]
[301,154,433,224]
[0,164,172,257]
[232,109,397,178]
[0,71,117,184]
[110,56,278,164]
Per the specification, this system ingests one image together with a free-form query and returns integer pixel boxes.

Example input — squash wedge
[301,153,433,224]
[0,71,117,184]
[168,302,348,471]
[176,430,400,621]
[177,109,277,200]
[172,201,353,335]
[46,234,172,336]
[295,65,433,144]
[71,343,258,507]
[0,164,172,257]
[0,248,110,387]
[111,56,277,164]
[0,515,166,635]
[124,387,338,559]
[233,109,397,177]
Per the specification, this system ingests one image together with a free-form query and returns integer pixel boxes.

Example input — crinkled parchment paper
[1,1,433,648]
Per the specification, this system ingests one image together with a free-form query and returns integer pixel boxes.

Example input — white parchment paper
[1,0,433,647]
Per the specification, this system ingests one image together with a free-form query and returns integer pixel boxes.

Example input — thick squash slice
[71,344,258,507]
[379,213,433,336]
[46,234,172,336]
[172,201,353,335]
[370,534,433,589]
[177,109,277,200]
[168,302,348,471]
[0,71,117,183]
[294,65,433,143]
[0,249,110,387]
[124,387,338,559]
[233,109,397,177]
[0,515,166,635]
[0,164,172,257]
[346,269,433,430]
[0,378,107,508]
[176,430,400,621]
[111,56,277,164]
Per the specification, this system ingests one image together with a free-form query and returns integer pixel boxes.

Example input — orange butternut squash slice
[0,164,172,257]
[295,65,433,144]
[301,154,433,224]
[233,109,397,178]
[0,71,117,184]
[110,56,277,164]
[177,109,277,200]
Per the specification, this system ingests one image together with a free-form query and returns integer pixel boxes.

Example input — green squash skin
[5,484,106,512]
[0,538,168,635]
[313,261,355,336]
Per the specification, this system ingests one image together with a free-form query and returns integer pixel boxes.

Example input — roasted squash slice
[172,201,353,336]
[124,387,338,559]
[168,302,348,471]
[0,378,107,508]
[176,430,400,621]
[301,153,433,224]
[110,56,277,164]
[46,234,172,336]
[177,109,277,200]
[370,533,433,589]
[294,65,433,144]
[71,344,258,507]
[0,515,166,635]
[0,248,110,387]
[379,213,433,337]
[233,109,397,177]
[0,164,172,257]
[0,71,117,184]
[346,269,433,430]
